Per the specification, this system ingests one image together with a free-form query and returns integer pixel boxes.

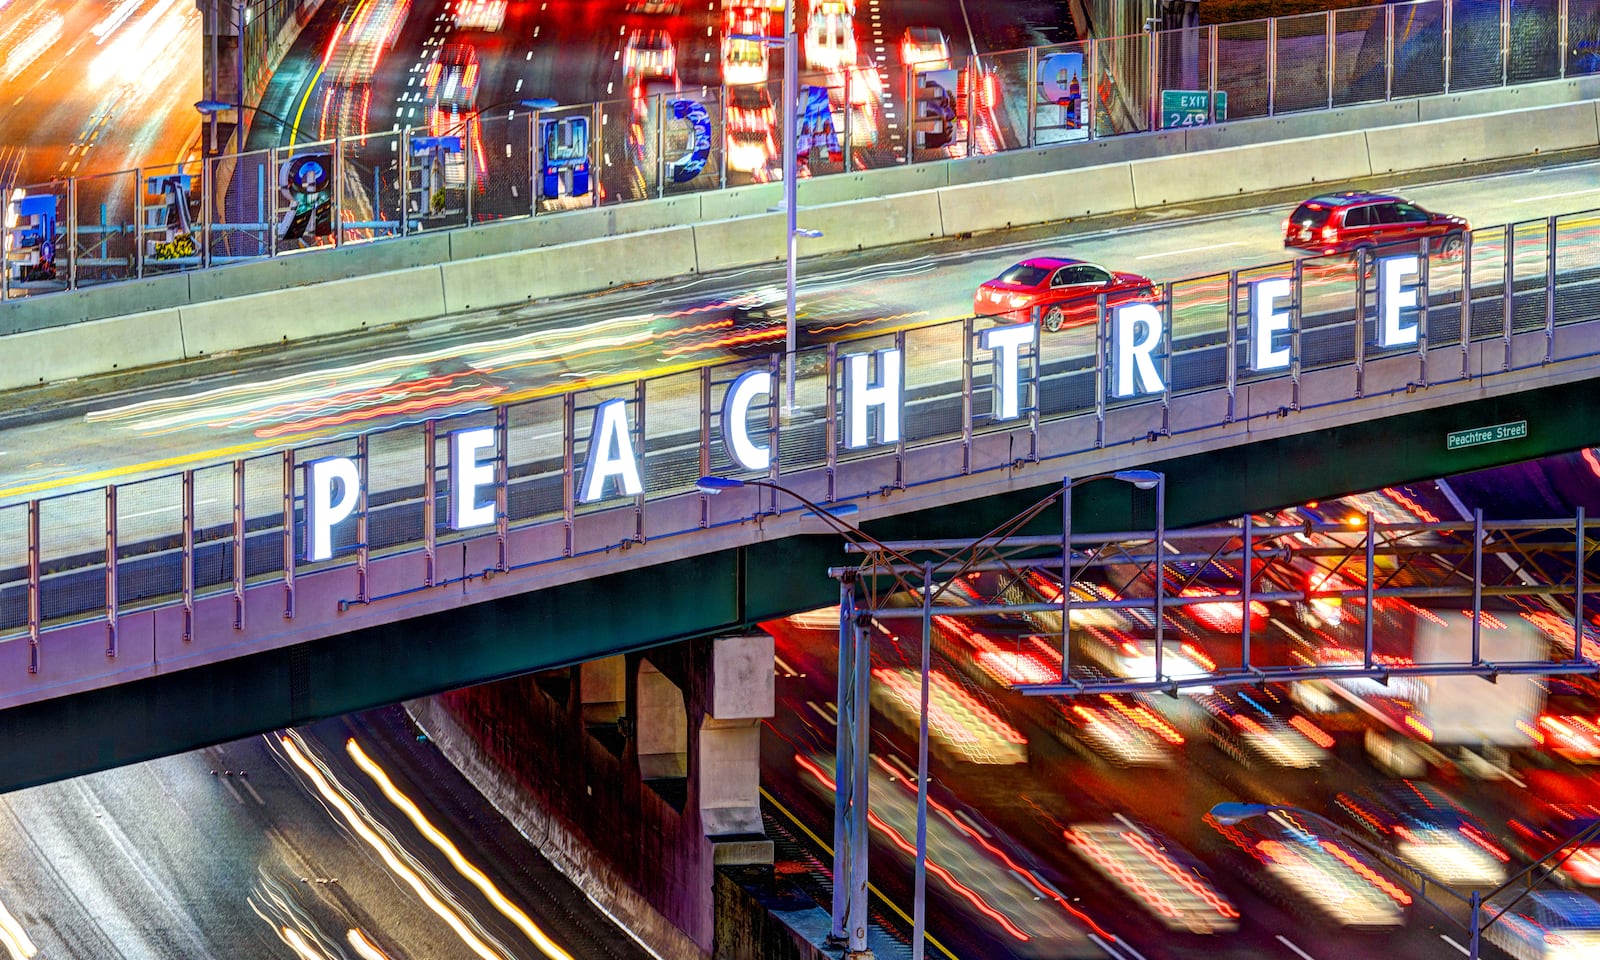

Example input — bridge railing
[4,0,1597,303]
[4,202,1600,665]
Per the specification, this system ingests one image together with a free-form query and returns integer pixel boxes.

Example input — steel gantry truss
[812,475,1600,960]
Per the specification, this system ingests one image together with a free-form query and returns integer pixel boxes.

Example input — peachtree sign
[301,252,1431,562]
[1446,420,1528,450]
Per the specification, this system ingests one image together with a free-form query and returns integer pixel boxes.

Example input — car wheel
[1439,232,1465,260]
[1042,306,1066,333]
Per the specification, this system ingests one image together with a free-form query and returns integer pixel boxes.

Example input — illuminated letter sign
[304,456,359,562]
[449,426,498,530]
[580,398,644,503]
[1250,277,1293,372]
[1037,52,1084,130]
[667,99,713,183]
[1378,254,1421,349]
[980,322,1036,421]
[1110,303,1166,398]
[844,348,903,449]
[722,369,773,471]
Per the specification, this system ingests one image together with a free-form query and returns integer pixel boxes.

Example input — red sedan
[974,257,1156,331]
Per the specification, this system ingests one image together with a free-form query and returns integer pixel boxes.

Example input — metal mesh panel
[0,503,26,636]
[1214,21,1271,120]
[73,168,138,287]
[1510,219,1551,334]
[192,463,237,596]
[1037,321,1098,421]
[137,160,203,277]
[535,106,602,214]
[1568,0,1600,75]
[572,389,643,517]
[506,398,567,525]
[842,66,902,170]
[115,475,182,611]
[38,489,104,624]
[367,426,425,555]
[1298,257,1361,370]
[243,453,286,585]
[402,125,469,233]
[1554,211,1600,325]
[1170,275,1229,393]
[1093,33,1154,134]
[662,92,729,196]
[1450,0,1507,90]
[273,138,340,254]
[208,148,274,262]
[1467,225,1508,340]
[471,111,536,223]
[903,321,967,447]
[1274,13,1333,114]
[2,180,67,298]
[597,96,663,206]
[983,48,1033,151]
[338,129,405,245]
[968,320,1039,439]
[642,369,706,496]
[295,438,362,573]
[1333,6,1390,105]
[707,359,779,483]
[1152,29,1212,120]
[1508,0,1562,82]
[775,347,832,473]
[725,80,781,187]
[1391,1,1447,99]
[1422,244,1469,349]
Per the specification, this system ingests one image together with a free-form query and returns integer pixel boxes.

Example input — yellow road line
[760,786,960,960]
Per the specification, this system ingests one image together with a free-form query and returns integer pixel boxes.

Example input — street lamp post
[1209,802,1600,959]
[700,469,1166,960]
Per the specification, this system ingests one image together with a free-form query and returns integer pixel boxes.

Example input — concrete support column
[638,659,688,780]
[698,633,775,847]
[580,654,626,729]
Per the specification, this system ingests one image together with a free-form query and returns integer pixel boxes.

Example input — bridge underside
[3,376,1597,791]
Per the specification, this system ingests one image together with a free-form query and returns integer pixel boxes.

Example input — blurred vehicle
[1199,689,1332,769]
[425,43,480,109]
[1334,780,1510,887]
[826,62,882,146]
[1283,191,1468,257]
[624,28,678,97]
[1507,805,1600,888]
[722,5,770,86]
[1530,680,1600,762]
[1053,694,1185,767]
[901,25,951,71]
[973,257,1156,331]
[1205,807,1411,928]
[1066,819,1239,933]
[804,0,855,71]
[628,0,680,11]
[453,0,505,31]
[1482,889,1600,960]
[1079,633,1218,694]
[725,84,777,175]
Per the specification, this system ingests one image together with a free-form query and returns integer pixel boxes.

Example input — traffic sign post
[1160,89,1226,128]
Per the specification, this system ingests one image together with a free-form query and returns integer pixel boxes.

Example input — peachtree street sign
[301,252,1432,562]
[1446,420,1529,450]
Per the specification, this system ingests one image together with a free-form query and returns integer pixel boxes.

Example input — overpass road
[2,153,1598,512]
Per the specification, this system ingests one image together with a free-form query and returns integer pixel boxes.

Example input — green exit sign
[1160,89,1227,128]
[1446,420,1528,450]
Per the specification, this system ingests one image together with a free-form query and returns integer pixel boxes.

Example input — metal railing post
[1546,214,1558,363]
[1576,505,1588,662]
[399,127,412,236]
[1061,477,1073,678]
[1094,292,1107,447]
[105,485,118,657]
[423,420,437,585]
[1266,18,1278,116]
[1364,511,1377,668]
[960,317,974,474]
[233,459,246,629]
[1461,229,1474,379]
[1291,258,1304,410]
[1326,11,1336,109]
[133,166,145,279]
[831,581,854,941]
[1354,248,1368,397]
[1241,512,1254,670]
[1472,508,1484,664]
[1026,45,1038,147]
[1501,0,1511,86]
[332,135,344,246]
[562,393,576,556]
[182,469,195,642]
[465,120,476,224]
[1418,239,1430,386]
[1444,0,1454,93]
[68,176,78,289]
[26,500,39,674]
[356,433,369,603]
[1502,222,1515,371]
[1087,40,1100,139]
[282,449,295,619]
[1560,0,1570,78]
[1385,4,1396,100]
[496,404,510,569]
[200,158,213,268]
[1225,270,1239,421]
[657,92,668,196]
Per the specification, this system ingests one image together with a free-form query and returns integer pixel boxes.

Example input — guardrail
[3,200,1600,692]
[3,0,1596,304]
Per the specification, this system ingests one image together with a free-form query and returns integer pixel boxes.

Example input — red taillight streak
[1318,840,1412,904]
[251,385,503,438]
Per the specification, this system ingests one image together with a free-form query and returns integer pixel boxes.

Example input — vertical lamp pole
[782,0,800,411]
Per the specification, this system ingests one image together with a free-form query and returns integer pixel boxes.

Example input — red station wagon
[1283,191,1469,257]
[973,257,1156,331]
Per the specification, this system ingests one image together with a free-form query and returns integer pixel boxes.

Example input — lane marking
[1514,187,1600,203]
[1276,935,1318,960]
[1136,241,1244,260]
[1440,934,1469,955]
[218,775,244,804]
[240,778,266,805]
[1089,933,1130,959]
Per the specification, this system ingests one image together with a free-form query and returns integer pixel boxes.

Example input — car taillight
[1281,218,1290,232]
[1321,225,1338,242]
[1546,933,1571,946]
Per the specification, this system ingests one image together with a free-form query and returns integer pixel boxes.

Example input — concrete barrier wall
[2,310,187,390]
[9,97,1600,387]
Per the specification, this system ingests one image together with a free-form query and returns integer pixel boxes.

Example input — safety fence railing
[5,0,1600,303]
[2,200,1600,667]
